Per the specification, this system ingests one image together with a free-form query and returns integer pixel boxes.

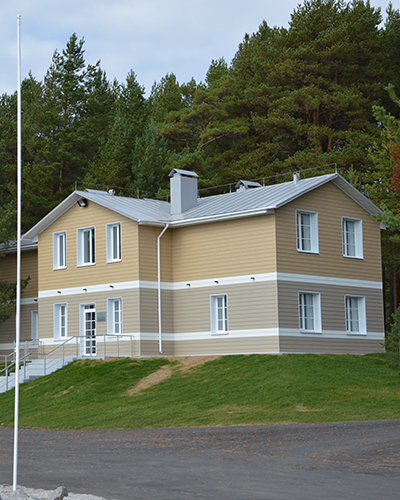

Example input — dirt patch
[124,365,173,396]
[174,356,219,373]
[124,356,219,396]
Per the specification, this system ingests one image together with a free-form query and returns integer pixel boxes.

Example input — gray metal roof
[22,173,384,240]
[168,168,199,178]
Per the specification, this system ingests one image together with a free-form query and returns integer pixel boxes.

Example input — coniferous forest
[1,0,400,328]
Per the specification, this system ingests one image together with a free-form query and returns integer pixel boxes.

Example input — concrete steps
[0,356,76,393]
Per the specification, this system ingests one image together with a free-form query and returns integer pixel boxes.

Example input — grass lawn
[0,353,399,429]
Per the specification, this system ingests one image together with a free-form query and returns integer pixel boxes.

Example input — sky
[0,0,393,96]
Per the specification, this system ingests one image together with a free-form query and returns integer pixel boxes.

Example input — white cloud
[0,0,393,96]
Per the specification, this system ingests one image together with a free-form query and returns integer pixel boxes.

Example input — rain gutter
[157,223,169,354]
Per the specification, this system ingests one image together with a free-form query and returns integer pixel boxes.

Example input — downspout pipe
[157,224,169,353]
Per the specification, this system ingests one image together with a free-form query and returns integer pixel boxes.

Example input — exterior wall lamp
[77,198,88,207]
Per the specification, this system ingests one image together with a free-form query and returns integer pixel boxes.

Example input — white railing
[0,352,31,392]
[0,334,136,393]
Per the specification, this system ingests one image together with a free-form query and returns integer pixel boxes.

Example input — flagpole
[13,14,22,492]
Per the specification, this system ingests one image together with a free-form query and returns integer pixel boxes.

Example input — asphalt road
[0,420,399,500]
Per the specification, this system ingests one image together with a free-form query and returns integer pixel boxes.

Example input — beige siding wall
[0,303,37,345]
[277,281,384,334]
[173,282,278,334]
[38,289,140,340]
[279,337,384,354]
[38,202,139,291]
[39,338,141,358]
[140,340,174,357]
[139,337,280,357]
[139,289,173,333]
[171,215,277,282]
[0,249,38,297]
[173,336,279,356]
[138,225,172,282]
[275,182,382,281]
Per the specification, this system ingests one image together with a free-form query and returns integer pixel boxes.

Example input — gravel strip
[0,485,114,500]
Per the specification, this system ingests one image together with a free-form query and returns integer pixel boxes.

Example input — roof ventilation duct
[235,180,262,191]
[293,172,301,184]
[169,168,199,215]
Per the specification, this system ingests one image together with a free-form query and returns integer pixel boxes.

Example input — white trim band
[38,272,383,298]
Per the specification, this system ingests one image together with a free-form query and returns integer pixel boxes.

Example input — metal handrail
[0,353,32,392]
[0,334,137,393]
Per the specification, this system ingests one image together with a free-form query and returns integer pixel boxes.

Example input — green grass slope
[0,354,399,429]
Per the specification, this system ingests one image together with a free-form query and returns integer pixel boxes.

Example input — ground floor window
[299,292,321,333]
[31,310,38,340]
[345,296,366,334]
[54,303,67,339]
[211,294,228,334]
[107,298,122,334]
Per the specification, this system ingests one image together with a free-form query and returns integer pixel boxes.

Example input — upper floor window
[53,231,66,269]
[54,303,67,339]
[77,226,95,266]
[299,292,321,333]
[296,210,319,253]
[211,294,228,334]
[107,222,121,263]
[342,218,363,259]
[345,296,366,334]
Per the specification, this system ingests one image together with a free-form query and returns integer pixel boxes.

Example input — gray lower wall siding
[38,289,140,341]
[32,278,385,356]
[139,289,173,334]
[0,303,37,346]
[173,281,278,335]
[277,281,384,334]
[280,336,384,354]
[173,336,279,356]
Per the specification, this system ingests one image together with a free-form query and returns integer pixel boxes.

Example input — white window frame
[54,303,67,340]
[77,226,96,266]
[342,217,363,259]
[299,292,322,333]
[31,310,39,340]
[106,222,122,263]
[210,294,228,335]
[345,296,367,335]
[107,298,123,334]
[53,231,67,269]
[296,210,319,253]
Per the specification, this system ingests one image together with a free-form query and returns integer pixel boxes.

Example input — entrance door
[82,304,96,356]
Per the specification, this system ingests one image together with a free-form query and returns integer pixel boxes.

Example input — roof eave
[167,207,274,227]
[22,191,82,240]
[331,176,385,217]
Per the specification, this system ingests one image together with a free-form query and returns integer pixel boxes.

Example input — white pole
[157,224,169,353]
[13,14,22,492]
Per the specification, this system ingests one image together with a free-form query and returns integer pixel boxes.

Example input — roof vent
[169,168,199,215]
[293,172,300,184]
[235,180,262,192]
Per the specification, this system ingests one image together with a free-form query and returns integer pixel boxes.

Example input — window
[299,292,321,333]
[31,310,38,340]
[342,218,363,258]
[77,226,95,266]
[345,296,366,334]
[107,298,122,334]
[211,295,228,334]
[107,223,121,262]
[296,211,319,253]
[54,303,67,339]
[53,231,66,269]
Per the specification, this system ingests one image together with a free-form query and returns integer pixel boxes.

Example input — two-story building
[0,169,386,357]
